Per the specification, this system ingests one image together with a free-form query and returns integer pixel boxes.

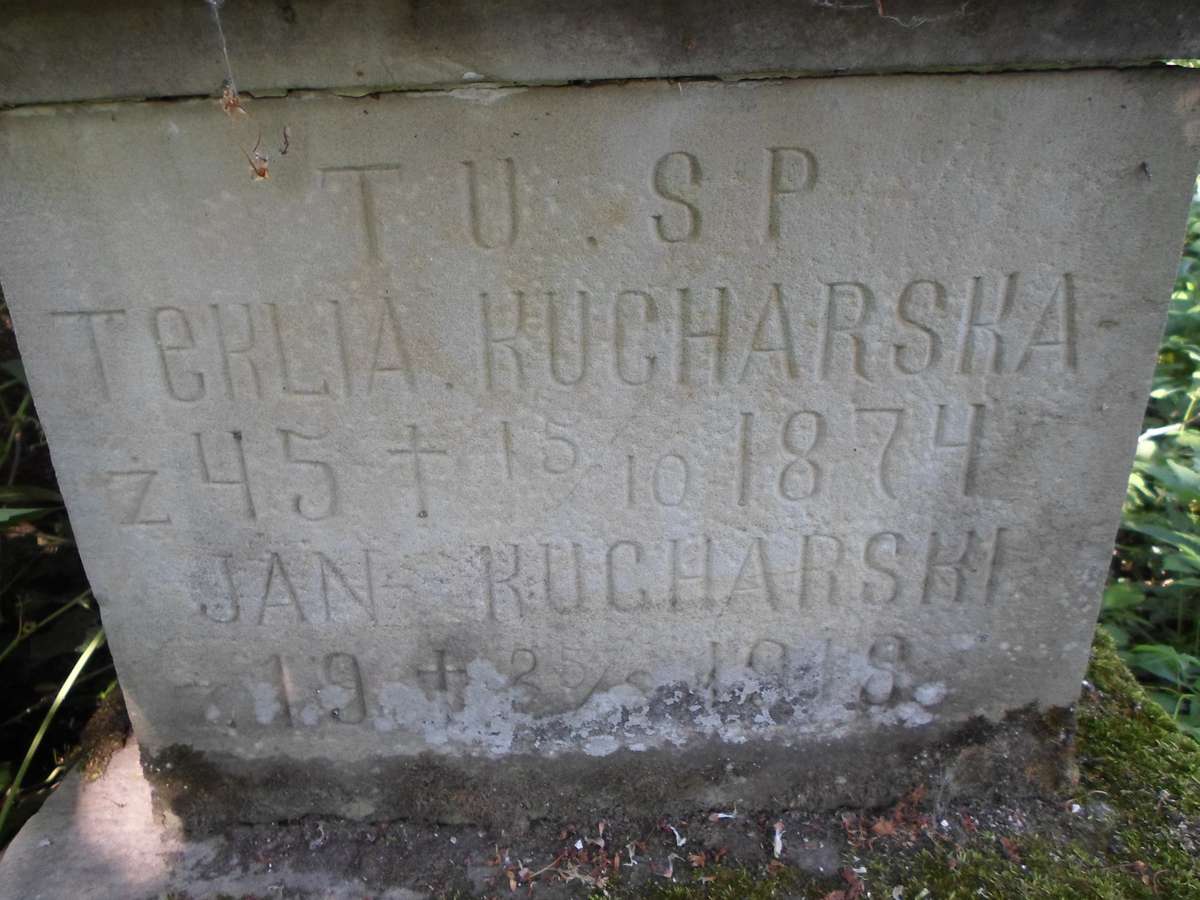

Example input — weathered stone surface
[0,68,1196,825]
[0,741,424,900]
[3,0,1200,106]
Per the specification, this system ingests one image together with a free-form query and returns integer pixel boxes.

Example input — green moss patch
[610,631,1200,899]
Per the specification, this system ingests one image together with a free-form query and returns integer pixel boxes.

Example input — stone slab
[3,1,1200,107]
[0,68,1197,826]
[0,741,424,900]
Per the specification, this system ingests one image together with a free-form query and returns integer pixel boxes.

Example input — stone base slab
[0,742,422,900]
[0,703,1072,898]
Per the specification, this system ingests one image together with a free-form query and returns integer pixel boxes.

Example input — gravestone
[1,1,1199,837]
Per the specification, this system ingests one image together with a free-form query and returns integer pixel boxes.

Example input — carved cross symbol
[417,649,469,707]
[387,424,448,517]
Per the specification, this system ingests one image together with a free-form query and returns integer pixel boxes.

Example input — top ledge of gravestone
[2,0,1200,108]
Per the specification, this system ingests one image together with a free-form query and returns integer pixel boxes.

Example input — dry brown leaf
[841,866,865,900]
[871,818,898,837]
[999,835,1021,863]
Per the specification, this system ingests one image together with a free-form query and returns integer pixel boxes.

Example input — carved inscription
[478,527,1010,621]
[417,649,470,709]
[96,400,992,535]
[106,470,170,525]
[278,428,338,520]
[257,652,367,727]
[463,158,519,249]
[200,550,378,625]
[194,430,256,519]
[652,151,703,243]
[44,132,1103,749]
[766,147,817,240]
[50,309,126,401]
[215,627,952,731]
[50,272,1079,405]
[387,425,448,517]
[319,164,403,264]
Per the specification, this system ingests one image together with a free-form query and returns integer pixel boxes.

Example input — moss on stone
[613,631,1200,899]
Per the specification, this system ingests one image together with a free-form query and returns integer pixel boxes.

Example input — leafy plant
[0,288,110,847]
[1105,178,1200,738]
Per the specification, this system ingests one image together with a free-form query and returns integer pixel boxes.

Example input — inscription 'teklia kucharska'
[2,73,1189,758]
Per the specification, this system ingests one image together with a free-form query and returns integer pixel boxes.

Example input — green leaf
[1100,622,1131,649]
[0,485,61,504]
[0,359,25,386]
[1127,643,1200,687]
[0,507,52,526]
[1102,581,1145,612]
[1124,519,1200,556]
[1146,689,1184,718]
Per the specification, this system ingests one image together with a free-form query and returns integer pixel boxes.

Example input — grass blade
[0,628,106,839]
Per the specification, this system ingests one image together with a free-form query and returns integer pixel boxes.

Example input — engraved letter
[368,297,416,392]
[779,411,823,501]
[50,309,126,401]
[480,290,527,390]
[542,542,586,612]
[482,543,524,620]
[736,411,755,507]
[652,453,690,506]
[194,431,256,519]
[933,403,985,497]
[211,303,261,400]
[614,290,659,385]
[652,151,702,243]
[106,470,171,525]
[740,284,799,381]
[748,638,789,678]
[1016,273,1077,373]
[669,535,713,608]
[323,652,367,723]
[893,279,946,375]
[152,307,206,401]
[921,528,1007,605]
[799,534,843,607]
[819,282,873,382]
[463,158,518,249]
[854,408,905,500]
[862,532,903,604]
[766,148,817,241]
[548,290,591,386]
[259,553,305,624]
[319,551,377,623]
[279,429,338,520]
[956,273,1018,374]
[319,164,402,264]
[201,554,240,623]
[607,540,648,611]
[677,286,729,385]
[267,302,332,398]
[542,419,578,475]
[728,538,779,610]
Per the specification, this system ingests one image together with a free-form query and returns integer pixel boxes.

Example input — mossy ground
[611,632,1200,899]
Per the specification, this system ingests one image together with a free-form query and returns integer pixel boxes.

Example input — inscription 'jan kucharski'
[191,526,1008,627]
[51,271,1075,405]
